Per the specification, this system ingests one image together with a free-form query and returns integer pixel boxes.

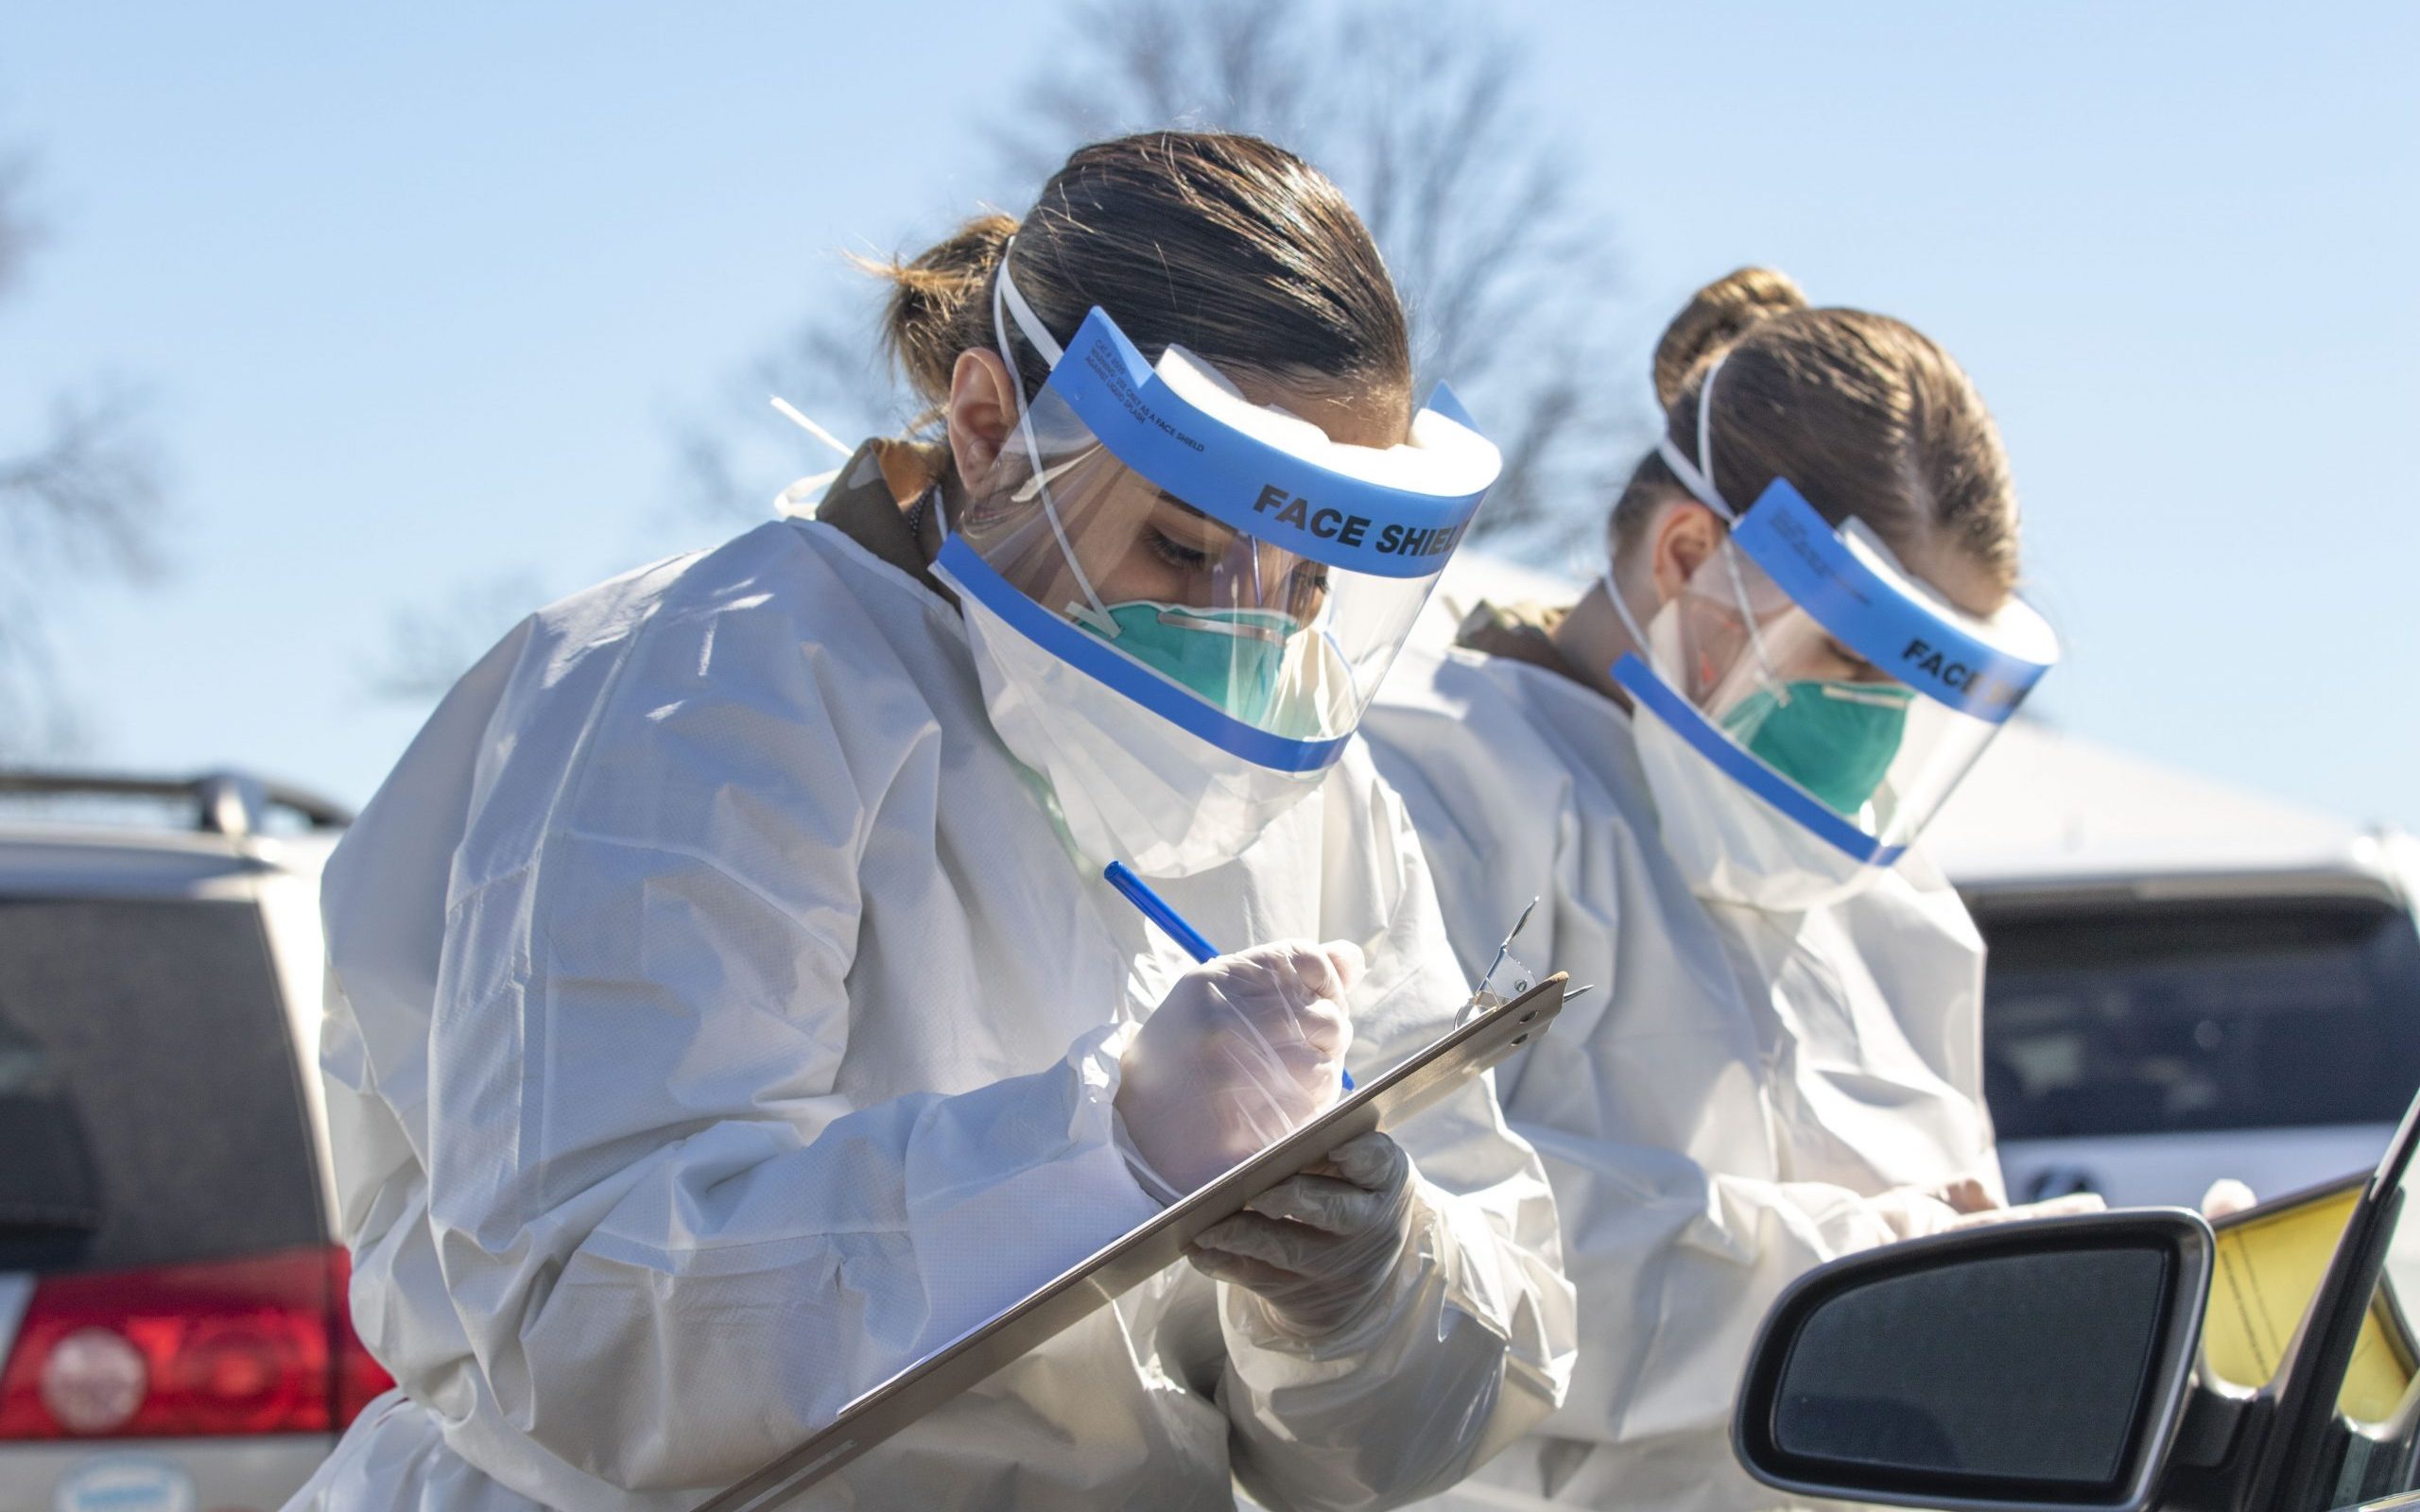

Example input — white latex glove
[1866,1179,2105,1243]
[1115,939,1361,1198]
[1189,1130,1417,1336]
[1867,1187,1967,1243]
[1945,1192,2108,1230]
[1933,1176,2006,1215]
[2201,1178,2258,1221]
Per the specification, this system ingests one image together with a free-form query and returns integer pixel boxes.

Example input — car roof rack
[0,769,354,840]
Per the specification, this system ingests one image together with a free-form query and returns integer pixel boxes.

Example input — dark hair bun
[871,212,1020,406]
[1651,266,1809,409]
[863,131,1410,463]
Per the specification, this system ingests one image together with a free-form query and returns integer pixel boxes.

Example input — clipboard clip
[1458,897,1541,1027]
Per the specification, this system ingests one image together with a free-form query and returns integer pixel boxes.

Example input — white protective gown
[1360,640,2000,1512]
[287,507,1573,1512]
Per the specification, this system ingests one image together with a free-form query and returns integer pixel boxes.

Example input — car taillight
[0,1246,394,1439]
[325,1246,395,1426]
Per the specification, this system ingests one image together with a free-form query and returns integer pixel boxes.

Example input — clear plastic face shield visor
[933,258,1502,778]
[1611,474,2059,908]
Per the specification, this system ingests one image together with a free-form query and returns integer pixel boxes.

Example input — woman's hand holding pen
[1115,939,1364,1197]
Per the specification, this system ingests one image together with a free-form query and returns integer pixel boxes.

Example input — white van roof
[1928,719,2395,890]
[1426,551,2404,896]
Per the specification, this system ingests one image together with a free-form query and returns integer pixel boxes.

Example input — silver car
[1931,720,2420,1211]
[0,771,380,1512]
[1732,1078,2420,1510]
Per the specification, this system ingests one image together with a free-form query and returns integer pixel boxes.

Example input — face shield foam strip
[1612,651,1907,867]
[1037,307,1495,579]
[937,534,1350,774]
[1728,479,2054,722]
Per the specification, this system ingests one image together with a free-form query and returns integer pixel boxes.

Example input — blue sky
[5,2,2415,830]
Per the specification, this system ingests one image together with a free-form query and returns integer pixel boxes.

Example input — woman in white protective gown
[287,131,1575,1512]
[1366,267,2098,1512]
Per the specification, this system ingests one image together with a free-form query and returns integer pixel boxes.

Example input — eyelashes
[1144,526,1219,572]
[1141,526,1329,617]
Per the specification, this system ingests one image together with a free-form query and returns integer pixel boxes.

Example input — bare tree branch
[0,155,32,302]
[357,571,547,706]
[0,154,170,759]
[678,0,1641,558]
[997,0,1640,548]
[0,387,166,581]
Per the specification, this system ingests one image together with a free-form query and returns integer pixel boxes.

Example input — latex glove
[2201,1178,2258,1221]
[1188,1130,1416,1337]
[1945,1192,2108,1230]
[1867,1187,1967,1243]
[1115,939,1361,1198]
[1869,1178,2104,1245]
[1933,1176,2006,1215]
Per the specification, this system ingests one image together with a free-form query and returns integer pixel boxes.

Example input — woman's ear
[944,349,1021,497]
[1649,499,1725,604]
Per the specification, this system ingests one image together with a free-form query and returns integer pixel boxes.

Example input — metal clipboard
[694,971,1568,1511]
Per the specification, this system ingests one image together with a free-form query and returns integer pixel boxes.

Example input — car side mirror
[1734,1211,2213,1511]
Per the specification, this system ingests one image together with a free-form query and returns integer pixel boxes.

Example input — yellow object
[2204,1177,2414,1423]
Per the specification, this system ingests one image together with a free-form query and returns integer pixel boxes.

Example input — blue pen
[1103,861,1355,1091]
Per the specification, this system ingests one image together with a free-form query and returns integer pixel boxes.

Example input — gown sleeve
[1221,756,1578,1511]
[381,563,1161,1493]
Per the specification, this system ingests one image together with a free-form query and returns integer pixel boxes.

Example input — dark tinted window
[1977,897,2420,1140]
[0,896,323,1273]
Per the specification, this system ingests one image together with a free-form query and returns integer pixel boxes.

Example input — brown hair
[1614,267,2020,591]
[869,131,1411,468]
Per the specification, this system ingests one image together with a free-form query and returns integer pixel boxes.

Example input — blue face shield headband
[933,253,1504,775]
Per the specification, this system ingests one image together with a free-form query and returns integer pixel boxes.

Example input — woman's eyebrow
[1153,491,1240,545]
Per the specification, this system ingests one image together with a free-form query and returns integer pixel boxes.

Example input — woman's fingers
[1195,1210,1327,1271]
[1244,1172,1378,1233]
[1322,1130,1409,1191]
[1185,1243,1298,1292]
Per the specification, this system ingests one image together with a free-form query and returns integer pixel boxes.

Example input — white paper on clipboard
[692,971,1569,1512]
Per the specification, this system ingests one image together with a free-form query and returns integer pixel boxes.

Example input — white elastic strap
[1696,350,1728,506]
[1652,349,1737,523]
[1602,559,1656,654]
[1653,435,1719,513]
[769,395,854,459]
[1605,551,1782,707]
[929,484,950,541]
[992,240,1116,635]
[995,250,1065,366]
[773,471,840,519]
[1011,447,1106,504]
[1648,350,1780,690]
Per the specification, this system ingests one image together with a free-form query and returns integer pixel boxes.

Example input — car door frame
[2241,1090,2420,1510]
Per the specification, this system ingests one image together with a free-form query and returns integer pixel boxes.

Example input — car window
[2320,1160,2420,1505]
[1974,897,2420,1141]
[0,895,324,1274]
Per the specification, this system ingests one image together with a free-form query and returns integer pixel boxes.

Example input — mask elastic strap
[1602,558,1657,655]
[1649,350,1783,695]
[1652,350,1737,524]
[995,253,1064,365]
[992,243,1117,636]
